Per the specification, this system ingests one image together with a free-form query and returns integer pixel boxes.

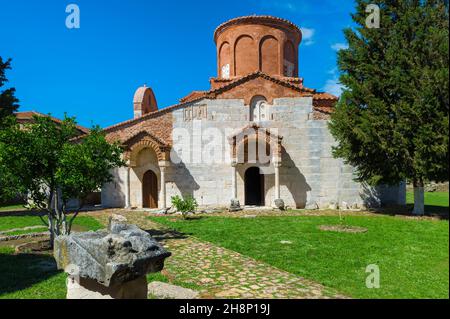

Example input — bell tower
[133,85,158,118]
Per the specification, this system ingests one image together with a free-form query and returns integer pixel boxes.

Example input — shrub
[171,195,198,219]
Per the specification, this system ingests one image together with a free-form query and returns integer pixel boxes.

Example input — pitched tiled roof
[102,72,338,136]
[180,71,337,103]
[311,92,338,101]
[179,91,208,103]
[102,101,191,135]
[15,111,90,134]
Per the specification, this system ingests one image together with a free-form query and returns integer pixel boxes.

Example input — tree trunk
[48,213,55,248]
[412,179,425,216]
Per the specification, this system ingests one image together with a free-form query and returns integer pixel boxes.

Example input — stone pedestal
[54,217,171,299]
[67,275,148,299]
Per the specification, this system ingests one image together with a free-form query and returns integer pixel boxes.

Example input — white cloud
[301,27,315,46]
[331,42,348,51]
[323,68,344,97]
[323,78,343,96]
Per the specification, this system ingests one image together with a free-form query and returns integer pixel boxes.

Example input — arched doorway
[143,170,158,208]
[245,167,265,206]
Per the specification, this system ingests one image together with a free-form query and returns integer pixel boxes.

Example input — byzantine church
[101,16,405,210]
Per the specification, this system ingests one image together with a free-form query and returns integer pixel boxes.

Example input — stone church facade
[101,16,405,210]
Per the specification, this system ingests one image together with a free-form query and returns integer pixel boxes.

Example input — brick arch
[229,124,283,163]
[234,35,257,76]
[125,133,170,166]
[219,41,231,78]
[259,35,279,75]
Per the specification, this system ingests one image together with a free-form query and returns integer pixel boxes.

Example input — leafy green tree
[0,115,124,243]
[0,57,19,126]
[329,0,449,215]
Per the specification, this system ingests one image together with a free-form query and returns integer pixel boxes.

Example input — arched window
[250,96,268,122]
[259,36,279,75]
[219,42,231,79]
[235,35,257,76]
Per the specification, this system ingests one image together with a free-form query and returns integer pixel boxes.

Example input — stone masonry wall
[102,97,405,209]
[166,97,364,209]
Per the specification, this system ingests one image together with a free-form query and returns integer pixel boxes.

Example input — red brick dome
[214,15,302,79]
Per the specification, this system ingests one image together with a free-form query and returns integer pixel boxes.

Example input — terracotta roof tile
[103,72,338,135]
[179,91,208,103]
[311,92,339,100]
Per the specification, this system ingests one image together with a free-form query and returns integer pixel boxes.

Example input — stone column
[158,161,169,209]
[273,160,284,210]
[274,162,281,200]
[229,160,241,211]
[125,166,131,208]
[231,161,237,200]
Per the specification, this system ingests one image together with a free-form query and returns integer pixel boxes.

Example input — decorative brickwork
[229,123,283,162]
[124,131,171,164]
[214,15,302,78]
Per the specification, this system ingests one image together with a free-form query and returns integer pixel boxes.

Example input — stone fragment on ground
[0,232,49,243]
[148,281,199,299]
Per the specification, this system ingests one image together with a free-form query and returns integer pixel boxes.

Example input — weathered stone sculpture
[54,216,171,299]
[274,199,285,210]
[229,199,242,212]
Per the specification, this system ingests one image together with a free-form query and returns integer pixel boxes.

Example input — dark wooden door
[245,167,265,206]
[143,170,158,208]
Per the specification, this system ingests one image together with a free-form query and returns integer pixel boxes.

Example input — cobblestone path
[92,210,347,299]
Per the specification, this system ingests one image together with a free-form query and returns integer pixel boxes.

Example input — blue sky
[0,0,355,128]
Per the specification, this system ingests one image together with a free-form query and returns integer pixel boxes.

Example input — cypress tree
[0,57,19,125]
[329,0,449,215]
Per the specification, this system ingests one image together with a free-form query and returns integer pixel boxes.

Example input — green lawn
[406,191,449,207]
[150,214,449,299]
[0,215,103,299]
[0,246,67,299]
[0,214,103,233]
[1,227,48,236]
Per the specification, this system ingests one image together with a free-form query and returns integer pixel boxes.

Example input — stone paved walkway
[92,210,347,299]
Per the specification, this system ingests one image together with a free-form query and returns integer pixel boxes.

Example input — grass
[0,215,103,233]
[0,246,67,299]
[0,214,104,299]
[147,272,201,292]
[406,191,449,207]
[1,227,48,237]
[150,214,449,299]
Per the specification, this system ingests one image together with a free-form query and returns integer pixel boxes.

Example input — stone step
[148,281,199,299]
